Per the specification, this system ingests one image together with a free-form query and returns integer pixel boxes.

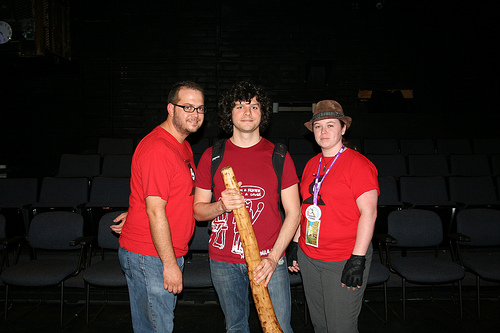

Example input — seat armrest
[76,202,88,210]
[448,233,471,242]
[70,236,94,246]
[1,235,25,247]
[375,233,398,245]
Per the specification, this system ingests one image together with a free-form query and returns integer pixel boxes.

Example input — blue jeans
[119,246,184,333]
[210,257,293,333]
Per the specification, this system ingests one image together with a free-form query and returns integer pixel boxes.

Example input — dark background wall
[1,1,497,177]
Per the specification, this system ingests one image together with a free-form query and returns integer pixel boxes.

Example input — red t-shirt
[195,138,299,264]
[299,148,379,261]
[119,126,196,258]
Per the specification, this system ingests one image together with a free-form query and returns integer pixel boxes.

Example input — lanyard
[313,145,345,205]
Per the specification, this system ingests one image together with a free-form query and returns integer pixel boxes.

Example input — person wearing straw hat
[288,100,379,332]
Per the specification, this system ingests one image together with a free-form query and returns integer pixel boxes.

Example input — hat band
[311,111,344,121]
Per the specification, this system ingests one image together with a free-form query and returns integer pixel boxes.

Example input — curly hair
[218,81,272,134]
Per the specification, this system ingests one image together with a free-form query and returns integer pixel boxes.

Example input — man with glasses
[193,81,300,332]
[117,81,205,333]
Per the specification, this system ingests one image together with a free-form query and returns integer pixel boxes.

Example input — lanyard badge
[305,145,345,247]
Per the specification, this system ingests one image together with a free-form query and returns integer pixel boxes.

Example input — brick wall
[0,1,496,177]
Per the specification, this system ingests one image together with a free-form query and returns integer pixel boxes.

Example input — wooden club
[220,166,283,333]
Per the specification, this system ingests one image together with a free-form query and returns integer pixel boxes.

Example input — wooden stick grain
[220,166,283,333]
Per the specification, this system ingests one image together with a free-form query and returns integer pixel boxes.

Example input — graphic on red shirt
[211,185,266,259]
[195,138,299,264]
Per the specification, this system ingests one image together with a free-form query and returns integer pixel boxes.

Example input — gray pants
[298,244,373,333]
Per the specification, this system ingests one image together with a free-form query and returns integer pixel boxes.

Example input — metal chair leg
[4,285,9,324]
[459,280,463,320]
[86,283,90,326]
[383,281,388,324]
[476,276,481,319]
[402,279,406,323]
[60,282,64,326]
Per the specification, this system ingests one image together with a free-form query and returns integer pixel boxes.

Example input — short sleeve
[281,153,300,190]
[140,148,174,201]
[350,156,379,200]
[194,147,213,191]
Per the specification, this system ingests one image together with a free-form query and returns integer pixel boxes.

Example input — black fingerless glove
[341,254,366,287]
[286,241,298,266]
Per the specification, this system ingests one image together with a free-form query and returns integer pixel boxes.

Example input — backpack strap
[272,142,287,196]
[272,142,287,222]
[207,139,227,232]
[209,139,288,221]
[211,139,227,192]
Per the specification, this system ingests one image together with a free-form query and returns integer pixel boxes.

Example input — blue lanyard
[313,145,345,205]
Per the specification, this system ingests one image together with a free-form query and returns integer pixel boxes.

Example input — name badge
[305,219,321,247]
[305,204,321,222]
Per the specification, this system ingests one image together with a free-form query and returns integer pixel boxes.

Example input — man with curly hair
[193,81,301,333]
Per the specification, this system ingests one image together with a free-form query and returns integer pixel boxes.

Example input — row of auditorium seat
[56,153,132,178]
[3,173,499,237]
[355,138,500,155]
[15,135,500,176]
[367,153,500,177]
[3,136,500,234]
[0,176,130,237]
[95,137,135,156]
[376,175,500,236]
[188,137,500,155]
[188,137,500,177]
[94,135,500,155]
[378,175,500,208]
[55,147,500,180]
[1,137,154,238]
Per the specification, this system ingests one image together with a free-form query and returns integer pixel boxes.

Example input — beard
[172,109,201,135]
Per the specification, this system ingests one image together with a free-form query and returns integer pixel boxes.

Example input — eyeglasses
[172,103,207,114]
